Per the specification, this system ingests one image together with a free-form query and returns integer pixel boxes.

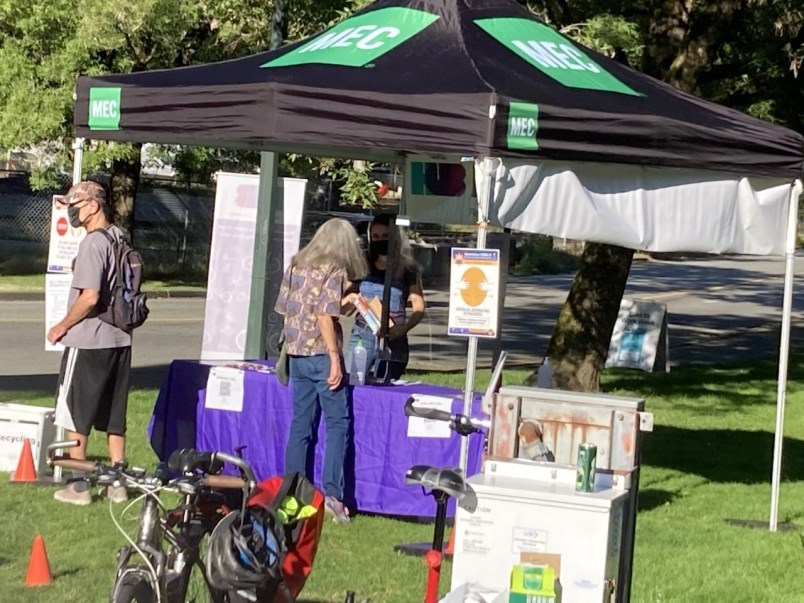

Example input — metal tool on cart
[450,386,653,602]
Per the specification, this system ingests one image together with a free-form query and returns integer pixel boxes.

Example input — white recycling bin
[451,460,626,602]
[0,403,57,476]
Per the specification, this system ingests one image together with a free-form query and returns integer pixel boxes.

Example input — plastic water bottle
[350,337,367,385]
[536,358,553,389]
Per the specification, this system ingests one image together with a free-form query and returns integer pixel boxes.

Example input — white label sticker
[511,527,547,553]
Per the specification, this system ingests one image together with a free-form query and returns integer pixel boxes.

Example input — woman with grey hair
[274,218,368,523]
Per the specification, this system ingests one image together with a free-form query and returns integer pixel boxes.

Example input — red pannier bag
[247,472,326,602]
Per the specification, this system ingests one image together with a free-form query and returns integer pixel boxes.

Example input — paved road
[2,254,803,393]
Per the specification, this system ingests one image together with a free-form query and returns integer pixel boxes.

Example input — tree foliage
[0,0,371,237]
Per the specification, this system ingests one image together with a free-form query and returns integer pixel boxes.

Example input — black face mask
[67,205,83,228]
[369,239,389,259]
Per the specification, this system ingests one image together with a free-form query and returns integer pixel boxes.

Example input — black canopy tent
[74,0,802,178]
[68,0,804,548]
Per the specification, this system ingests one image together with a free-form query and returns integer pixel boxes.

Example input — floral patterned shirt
[274,264,347,356]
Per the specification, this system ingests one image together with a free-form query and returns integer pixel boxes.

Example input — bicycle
[402,398,490,603]
[48,441,256,603]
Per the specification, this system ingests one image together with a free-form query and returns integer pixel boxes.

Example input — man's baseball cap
[63,180,107,206]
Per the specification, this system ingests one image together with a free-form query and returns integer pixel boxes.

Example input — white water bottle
[350,337,367,386]
[537,358,554,389]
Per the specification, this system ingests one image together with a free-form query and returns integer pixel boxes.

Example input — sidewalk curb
[0,290,207,302]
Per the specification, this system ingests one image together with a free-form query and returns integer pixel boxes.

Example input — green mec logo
[476,18,640,96]
[507,102,539,150]
[88,87,122,130]
[262,7,438,68]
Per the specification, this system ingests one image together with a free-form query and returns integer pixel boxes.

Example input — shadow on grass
[643,425,804,483]
[604,355,804,408]
[52,567,81,579]
[637,488,679,512]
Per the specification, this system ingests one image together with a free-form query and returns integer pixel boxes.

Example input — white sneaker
[54,482,91,506]
[106,484,128,503]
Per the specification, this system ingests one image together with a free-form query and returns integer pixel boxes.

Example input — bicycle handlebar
[213,451,256,487]
[204,474,248,490]
[404,397,490,436]
[47,440,256,493]
[50,457,96,472]
[404,398,453,422]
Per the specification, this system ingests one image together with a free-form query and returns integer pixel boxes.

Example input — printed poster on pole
[44,274,74,352]
[447,248,500,338]
[45,195,86,351]
[47,195,86,273]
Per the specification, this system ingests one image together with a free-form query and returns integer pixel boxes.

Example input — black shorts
[55,347,132,436]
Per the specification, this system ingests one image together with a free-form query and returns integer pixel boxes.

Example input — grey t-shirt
[60,225,132,349]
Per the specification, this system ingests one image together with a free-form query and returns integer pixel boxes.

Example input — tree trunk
[109,144,142,243]
[543,243,634,392]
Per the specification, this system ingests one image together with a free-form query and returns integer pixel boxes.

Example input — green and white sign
[262,7,438,68]
[475,18,640,96]
[507,102,539,150]
[88,87,122,130]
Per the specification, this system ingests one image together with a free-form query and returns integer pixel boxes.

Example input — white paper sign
[606,299,669,372]
[406,394,454,438]
[44,273,74,352]
[205,367,245,412]
[47,195,86,273]
[447,248,500,338]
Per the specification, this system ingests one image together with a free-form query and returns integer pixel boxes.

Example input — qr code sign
[219,381,231,396]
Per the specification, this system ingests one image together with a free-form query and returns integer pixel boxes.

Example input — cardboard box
[0,403,57,476]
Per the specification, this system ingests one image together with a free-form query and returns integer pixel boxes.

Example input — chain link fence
[0,170,215,280]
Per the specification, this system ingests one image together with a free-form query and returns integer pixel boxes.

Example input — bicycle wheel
[110,569,157,603]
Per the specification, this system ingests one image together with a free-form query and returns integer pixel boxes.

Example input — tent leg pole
[459,157,498,474]
[769,179,802,532]
[245,152,279,359]
[53,137,86,485]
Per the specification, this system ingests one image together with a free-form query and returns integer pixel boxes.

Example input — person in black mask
[344,214,425,381]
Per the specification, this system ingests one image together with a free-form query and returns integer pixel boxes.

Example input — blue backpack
[96,228,149,332]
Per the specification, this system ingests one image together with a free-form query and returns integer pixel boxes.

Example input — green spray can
[575,443,597,492]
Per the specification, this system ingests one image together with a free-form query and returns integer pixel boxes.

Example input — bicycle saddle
[168,448,223,475]
[405,465,466,500]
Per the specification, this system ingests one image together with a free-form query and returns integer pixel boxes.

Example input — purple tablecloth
[148,359,485,517]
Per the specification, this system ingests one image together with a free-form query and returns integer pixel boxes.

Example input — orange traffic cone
[445,523,456,556]
[25,535,52,587]
[10,438,37,483]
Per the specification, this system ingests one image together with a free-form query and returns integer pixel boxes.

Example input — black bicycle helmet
[205,509,283,591]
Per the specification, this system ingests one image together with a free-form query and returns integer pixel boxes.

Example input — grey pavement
[2,254,804,394]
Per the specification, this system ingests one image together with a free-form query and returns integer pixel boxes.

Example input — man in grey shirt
[47,180,132,506]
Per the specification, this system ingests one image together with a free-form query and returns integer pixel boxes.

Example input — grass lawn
[0,361,802,602]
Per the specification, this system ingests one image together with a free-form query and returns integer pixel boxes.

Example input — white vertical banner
[281,178,306,272]
[45,195,86,352]
[201,174,306,360]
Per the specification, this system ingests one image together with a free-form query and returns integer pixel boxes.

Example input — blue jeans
[286,354,349,500]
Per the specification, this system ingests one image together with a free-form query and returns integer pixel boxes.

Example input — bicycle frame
[48,441,252,603]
